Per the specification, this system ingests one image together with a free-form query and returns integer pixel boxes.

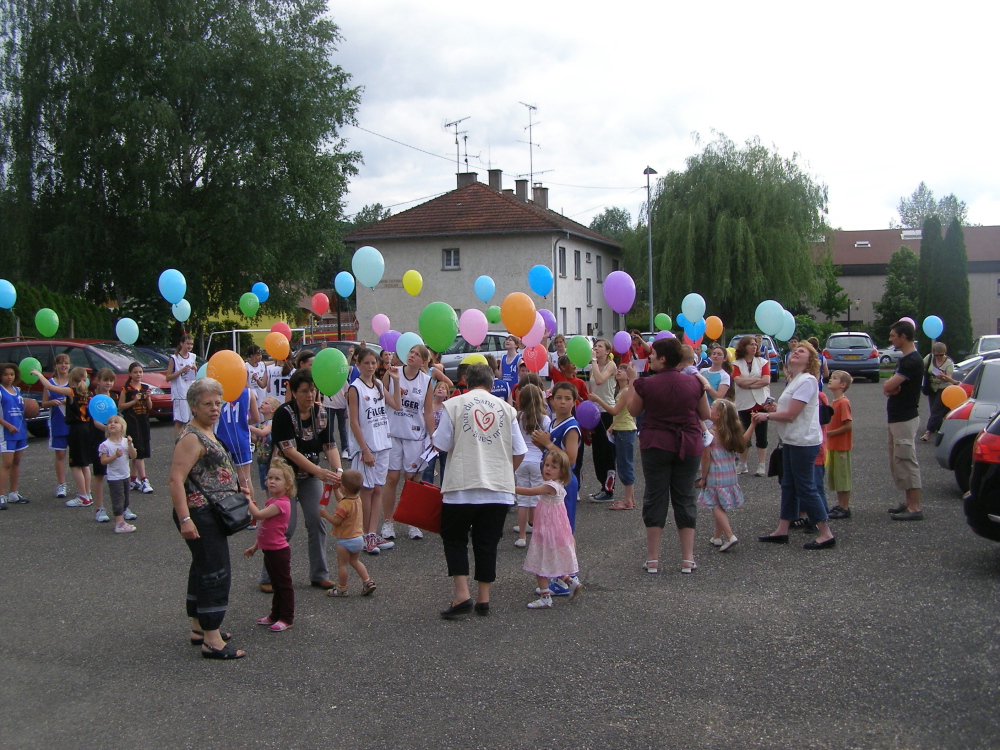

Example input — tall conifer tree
[940,218,973,354]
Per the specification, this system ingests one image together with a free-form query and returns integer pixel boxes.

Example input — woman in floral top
[169,377,245,660]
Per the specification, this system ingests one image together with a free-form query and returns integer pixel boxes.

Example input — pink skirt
[523,500,579,578]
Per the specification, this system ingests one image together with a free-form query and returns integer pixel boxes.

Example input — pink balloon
[603,271,636,315]
[459,309,488,347]
[372,313,390,336]
[613,331,631,354]
[900,316,916,329]
[522,312,545,348]
[576,400,601,430]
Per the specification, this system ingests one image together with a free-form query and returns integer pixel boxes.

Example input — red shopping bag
[394,479,443,534]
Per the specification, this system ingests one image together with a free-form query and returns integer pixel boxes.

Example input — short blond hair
[831,370,853,390]
[105,414,127,435]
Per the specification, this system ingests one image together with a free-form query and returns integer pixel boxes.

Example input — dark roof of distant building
[821,225,1000,265]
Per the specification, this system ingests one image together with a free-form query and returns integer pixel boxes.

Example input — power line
[352,125,455,164]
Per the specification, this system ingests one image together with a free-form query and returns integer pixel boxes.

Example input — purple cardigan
[633,369,704,459]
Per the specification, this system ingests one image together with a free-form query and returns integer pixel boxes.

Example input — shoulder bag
[921,354,935,397]
[190,455,252,536]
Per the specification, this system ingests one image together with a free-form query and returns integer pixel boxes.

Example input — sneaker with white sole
[114,521,136,534]
[363,533,380,555]
[140,478,154,494]
[56,483,68,499]
[0,496,7,510]
[512,524,533,534]
[754,464,767,477]
[408,526,423,540]
[130,479,142,492]
[527,594,553,609]
[8,491,27,504]
[380,521,396,540]
[514,538,527,548]
[95,507,110,523]
[567,577,583,598]
[66,495,92,508]
[737,462,749,474]
[123,508,138,521]
[709,537,724,547]
[547,579,572,597]
[374,535,394,550]
[341,449,350,460]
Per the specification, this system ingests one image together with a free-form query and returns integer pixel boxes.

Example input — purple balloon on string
[576,400,601,430]
[379,329,401,353]
[613,331,631,354]
[655,330,675,340]
[603,271,636,315]
[539,309,558,337]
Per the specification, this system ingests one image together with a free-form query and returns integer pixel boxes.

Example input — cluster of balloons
[159,269,192,322]
[754,300,797,342]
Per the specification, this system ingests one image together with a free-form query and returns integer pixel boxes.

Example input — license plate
[844,355,861,360]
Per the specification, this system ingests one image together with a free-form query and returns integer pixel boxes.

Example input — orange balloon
[705,316,723,341]
[941,384,967,410]
[501,292,536,338]
[207,350,246,402]
[264,332,290,361]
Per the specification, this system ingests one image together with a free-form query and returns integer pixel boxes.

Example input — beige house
[344,171,622,342]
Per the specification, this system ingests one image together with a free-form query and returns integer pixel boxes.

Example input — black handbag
[210,491,252,536]
[921,355,935,397]
[767,443,783,479]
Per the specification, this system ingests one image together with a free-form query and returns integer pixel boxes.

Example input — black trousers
[591,412,617,489]
[440,502,508,582]
[263,546,294,624]
[175,505,231,632]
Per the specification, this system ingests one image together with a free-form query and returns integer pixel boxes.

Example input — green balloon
[312,347,349,397]
[239,292,260,318]
[35,308,59,338]
[419,302,459,353]
[566,335,593,369]
[486,305,502,324]
[654,313,672,331]
[19,357,41,384]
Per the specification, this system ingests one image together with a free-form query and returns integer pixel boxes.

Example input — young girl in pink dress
[516,450,583,609]
[695,399,749,554]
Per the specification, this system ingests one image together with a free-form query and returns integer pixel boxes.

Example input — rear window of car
[88,342,165,372]
[827,336,873,349]
[978,336,1000,352]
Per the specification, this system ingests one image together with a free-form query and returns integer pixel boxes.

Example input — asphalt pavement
[2,381,999,749]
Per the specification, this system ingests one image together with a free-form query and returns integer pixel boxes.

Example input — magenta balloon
[379,329,401,353]
[655,330,675,340]
[523,312,545,348]
[603,271,636,315]
[539,308,558,337]
[458,309,488,347]
[613,331,631,354]
[576,400,601,430]
[372,313,390,336]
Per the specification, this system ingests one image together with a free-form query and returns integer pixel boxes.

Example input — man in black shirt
[883,320,923,520]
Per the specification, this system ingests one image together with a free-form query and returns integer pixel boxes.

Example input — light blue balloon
[527,265,554,297]
[686,318,706,341]
[158,268,187,304]
[474,275,495,304]
[334,271,355,298]
[115,317,139,345]
[352,245,385,289]
[754,300,784,337]
[171,299,191,323]
[395,331,424,363]
[676,312,690,329]
[775,310,797,342]
[196,363,207,379]
[252,282,269,304]
[88,394,118,425]
[922,315,944,340]
[681,293,706,322]
[0,279,15,310]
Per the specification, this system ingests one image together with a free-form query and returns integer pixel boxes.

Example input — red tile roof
[344,181,620,248]
[823,226,1000,265]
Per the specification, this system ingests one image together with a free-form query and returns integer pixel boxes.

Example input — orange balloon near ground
[941,384,967,410]
[501,292,536,338]
[264,332,290,361]
[705,316,723,341]
[207,350,246,402]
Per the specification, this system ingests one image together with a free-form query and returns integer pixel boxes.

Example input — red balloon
[271,321,292,340]
[311,293,330,316]
[523,344,548,373]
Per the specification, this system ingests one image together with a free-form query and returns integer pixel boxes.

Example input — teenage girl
[516,450,582,609]
[500,335,522,386]
[588,363,638,510]
[0,362,28,508]
[695,399,749,553]
[513,384,551,548]
[533,382,581,531]
[347,347,400,555]
[588,339,618,501]
[166,334,198,435]
[41,353,71,498]
[244,459,295,632]
[118,361,153,494]
[700,344,733,404]
[98,415,138,533]
[37,366,92,507]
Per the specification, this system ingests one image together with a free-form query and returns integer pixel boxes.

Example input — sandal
[608,501,632,510]
[190,630,232,646]
[681,560,698,574]
[643,560,659,574]
[201,642,245,660]
[920,432,930,442]
[362,579,377,596]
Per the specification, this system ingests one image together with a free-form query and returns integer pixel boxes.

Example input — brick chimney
[515,179,528,201]
[488,169,502,192]
[457,172,478,188]
[532,183,548,209]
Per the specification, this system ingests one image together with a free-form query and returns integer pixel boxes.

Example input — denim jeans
[331,408,349,451]
[614,429,637,486]
[175,505,231,632]
[421,451,447,485]
[781,443,828,523]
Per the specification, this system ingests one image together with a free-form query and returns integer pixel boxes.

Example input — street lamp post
[644,166,657,332]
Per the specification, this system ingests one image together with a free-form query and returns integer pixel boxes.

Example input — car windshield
[91,342,165,372]
[978,336,1000,352]
[828,336,872,349]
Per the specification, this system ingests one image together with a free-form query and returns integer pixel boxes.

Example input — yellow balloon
[941,384,967,410]
[402,270,423,296]
[726,347,736,362]
[462,353,488,366]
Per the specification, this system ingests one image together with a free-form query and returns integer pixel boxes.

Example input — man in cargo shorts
[883,319,923,521]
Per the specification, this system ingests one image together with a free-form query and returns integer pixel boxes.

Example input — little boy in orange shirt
[826,371,854,518]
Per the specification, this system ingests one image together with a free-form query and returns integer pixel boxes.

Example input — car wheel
[880,355,891,364]
[27,421,49,439]
[954,440,974,493]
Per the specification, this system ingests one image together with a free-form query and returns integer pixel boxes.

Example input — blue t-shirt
[491,378,511,402]
[500,353,522,385]
[1,386,27,443]
[216,388,252,456]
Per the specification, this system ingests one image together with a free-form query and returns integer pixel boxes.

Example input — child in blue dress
[0,362,28,509]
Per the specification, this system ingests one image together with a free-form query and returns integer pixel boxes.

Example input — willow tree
[651,134,827,327]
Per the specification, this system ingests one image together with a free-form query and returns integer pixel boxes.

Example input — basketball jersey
[171,352,197,400]
[216,388,251,454]
[348,378,391,456]
[387,369,431,441]
[0,386,26,442]
[550,416,581,454]
[47,378,69,438]
[500,353,522,384]
[267,364,288,400]
[245,361,268,405]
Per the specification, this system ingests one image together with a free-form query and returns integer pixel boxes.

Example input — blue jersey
[1,386,27,443]
[216,388,252,456]
[491,378,511,402]
[47,378,69,438]
[500,353,522,385]
[549,415,581,530]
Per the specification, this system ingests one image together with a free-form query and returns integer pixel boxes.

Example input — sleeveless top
[171,352,197,400]
[348,377,391,456]
[47,378,69,437]
[549,416,581,454]
[590,363,617,412]
[1,386,26,442]
[216,388,251,453]
[123,381,150,418]
[387,369,431,441]
[178,424,240,509]
[500,353,522,384]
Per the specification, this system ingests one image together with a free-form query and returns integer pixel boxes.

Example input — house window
[996,278,1000,296]
[574,250,581,279]
[613,312,622,331]
[442,248,460,270]
[612,258,620,272]
[586,279,592,307]
[575,308,582,334]
[558,247,567,278]
[596,308,603,333]
[560,307,567,334]
[596,256,603,282]
[586,252,592,263]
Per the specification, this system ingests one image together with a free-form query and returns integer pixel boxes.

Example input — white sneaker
[737,462,749,474]
[381,521,396,540]
[512,524,533,534]
[755,464,766,477]
[408,526,423,540]
[341,449,350,460]
[130,479,142,492]
[374,535,394,550]
[527,594,553,609]
[514,538,527,548]
[123,508,138,521]
[720,535,739,552]
[55,483,68,499]
[114,521,136,534]
[140,478,154,494]
[567,577,583,599]
[709,537,724,547]
[94,508,111,523]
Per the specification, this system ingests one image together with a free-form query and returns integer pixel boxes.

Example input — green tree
[892,182,969,229]
[815,254,849,323]
[314,203,392,288]
[589,207,633,243]
[0,0,361,320]
[916,216,945,352]
[872,247,919,344]
[650,134,827,328]
[938,218,973,355]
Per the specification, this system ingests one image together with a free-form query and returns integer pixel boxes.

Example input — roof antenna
[444,117,470,174]
[518,102,539,186]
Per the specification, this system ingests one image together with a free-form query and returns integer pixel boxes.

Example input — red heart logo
[474,409,496,432]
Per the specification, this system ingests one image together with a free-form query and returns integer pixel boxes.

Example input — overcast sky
[331,1,999,232]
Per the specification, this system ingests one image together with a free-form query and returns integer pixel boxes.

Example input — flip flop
[190,630,232,646]
[201,643,245,660]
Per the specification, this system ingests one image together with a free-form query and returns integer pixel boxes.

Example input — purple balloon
[576,400,601,430]
[379,329,401,353]
[603,271,637,315]
[613,330,631,355]
[539,308,558,337]
[655,330,675,340]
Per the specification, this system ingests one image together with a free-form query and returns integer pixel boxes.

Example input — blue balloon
[676,312,690,329]
[527,265,554,297]
[395,331,424,363]
[88,394,118,425]
[252,282,269,304]
[923,315,944,340]
[474,275,495,304]
[158,269,187,305]
[681,293,706,322]
[775,310,797,342]
[115,317,139,345]
[352,245,385,289]
[196,363,207,379]
[171,299,191,323]
[686,318,706,341]
[335,271,355,298]
[0,279,15,310]
[754,300,784,337]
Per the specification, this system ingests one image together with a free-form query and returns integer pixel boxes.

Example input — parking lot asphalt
[2,380,999,749]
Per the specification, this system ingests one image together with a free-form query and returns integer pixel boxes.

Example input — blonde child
[513,384,551,547]
[41,352,72,498]
[88,368,117,522]
[516,450,582,609]
[320,469,375,597]
[826,371,854,518]
[0,362,28,508]
[98,415,138,533]
[695,399,748,553]
[37,366,93,508]
[680,346,715,446]
[588,363,638,510]
[244,459,296,632]
[118,361,153,494]
[250,395,281,490]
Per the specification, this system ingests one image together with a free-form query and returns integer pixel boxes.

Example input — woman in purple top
[628,338,710,575]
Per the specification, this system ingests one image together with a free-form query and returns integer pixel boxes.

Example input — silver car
[935,358,1000,491]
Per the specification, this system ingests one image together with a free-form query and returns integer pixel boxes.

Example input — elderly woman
[732,335,772,476]
[628,337,711,574]
[169,378,245,659]
[755,342,835,550]
[921,341,957,442]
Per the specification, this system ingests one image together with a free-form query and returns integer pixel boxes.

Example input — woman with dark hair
[732,335,771,476]
[628,337,710,574]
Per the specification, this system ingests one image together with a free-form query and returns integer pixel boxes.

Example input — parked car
[970,335,1000,357]
[727,334,781,382]
[964,411,1000,542]
[934,358,1000,492]
[138,345,206,369]
[822,331,881,383]
[440,332,510,380]
[878,345,905,364]
[0,338,173,436]
[953,350,1000,392]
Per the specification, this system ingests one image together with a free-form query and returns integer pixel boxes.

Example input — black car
[964,412,1000,542]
